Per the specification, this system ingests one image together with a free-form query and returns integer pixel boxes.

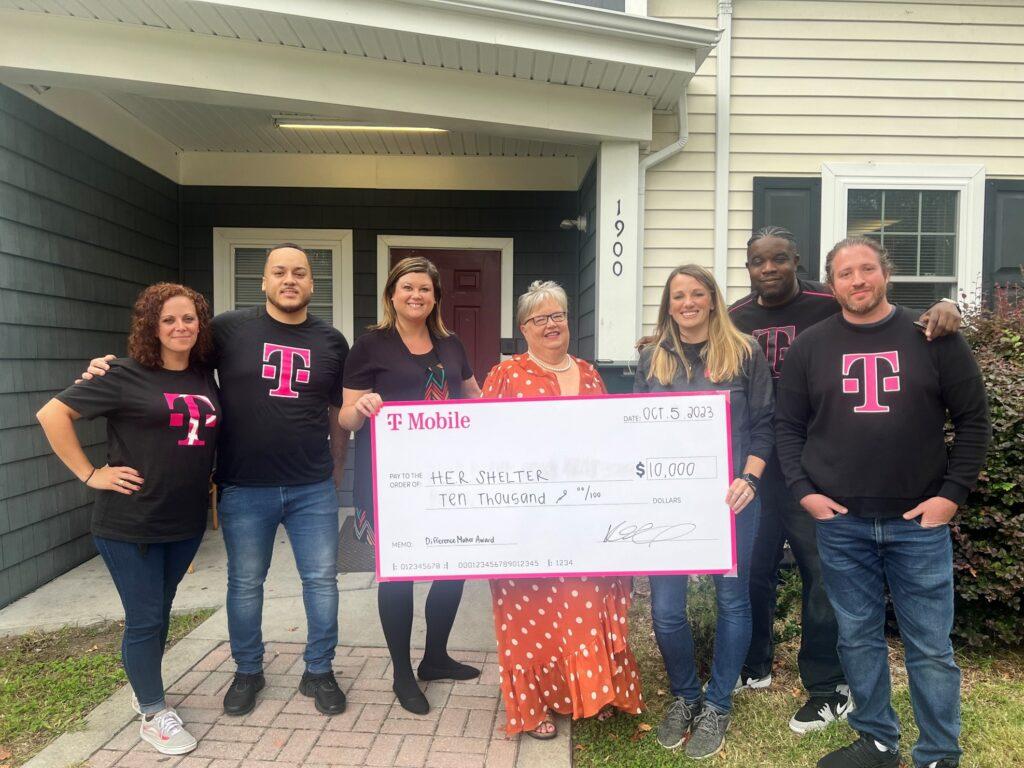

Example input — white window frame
[212,228,354,340]
[820,163,986,303]
[375,235,515,340]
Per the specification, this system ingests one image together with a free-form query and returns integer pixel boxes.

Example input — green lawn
[0,609,215,766]
[573,573,1024,768]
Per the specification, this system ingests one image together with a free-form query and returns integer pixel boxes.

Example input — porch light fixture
[272,115,447,133]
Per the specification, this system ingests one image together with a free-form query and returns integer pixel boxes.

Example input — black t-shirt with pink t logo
[212,306,349,486]
[57,358,220,543]
[775,307,990,517]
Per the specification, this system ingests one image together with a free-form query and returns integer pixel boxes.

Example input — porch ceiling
[102,92,587,157]
[0,0,718,112]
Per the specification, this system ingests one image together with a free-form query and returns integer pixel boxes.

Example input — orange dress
[481,354,644,734]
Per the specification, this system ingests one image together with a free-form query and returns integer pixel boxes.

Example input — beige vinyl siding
[644,0,1024,327]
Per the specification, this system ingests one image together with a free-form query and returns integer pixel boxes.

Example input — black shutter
[983,180,1024,294]
[752,177,822,280]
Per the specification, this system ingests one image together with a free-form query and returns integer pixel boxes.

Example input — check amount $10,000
[371,392,735,581]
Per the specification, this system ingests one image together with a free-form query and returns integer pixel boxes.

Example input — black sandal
[526,715,557,740]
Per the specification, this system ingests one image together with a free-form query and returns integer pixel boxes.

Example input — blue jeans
[650,499,760,713]
[220,479,340,675]
[816,515,960,767]
[94,534,204,715]
[746,465,844,695]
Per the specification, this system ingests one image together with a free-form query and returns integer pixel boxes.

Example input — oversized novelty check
[370,392,735,581]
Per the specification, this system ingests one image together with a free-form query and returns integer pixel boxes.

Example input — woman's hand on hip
[89,465,144,495]
[725,477,756,513]
[355,393,384,419]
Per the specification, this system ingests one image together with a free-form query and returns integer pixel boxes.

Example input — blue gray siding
[576,162,598,361]
[0,86,179,608]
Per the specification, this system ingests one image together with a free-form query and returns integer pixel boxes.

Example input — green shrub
[952,290,1024,647]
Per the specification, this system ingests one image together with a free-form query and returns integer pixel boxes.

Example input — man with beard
[84,244,351,718]
[775,236,990,768]
[729,227,961,734]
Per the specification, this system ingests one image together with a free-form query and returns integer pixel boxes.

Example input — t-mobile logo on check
[841,351,901,414]
[262,343,312,398]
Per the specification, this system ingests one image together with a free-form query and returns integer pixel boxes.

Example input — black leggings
[377,579,465,683]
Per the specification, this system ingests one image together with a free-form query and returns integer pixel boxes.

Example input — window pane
[881,190,919,233]
[919,235,956,276]
[234,246,334,326]
[889,281,956,312]
[847,189,883,237]
[884,234,918,276]
[920,191,957,233]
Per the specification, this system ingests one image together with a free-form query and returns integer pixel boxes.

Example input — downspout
[712,0,733,292]
[635,93,689,344]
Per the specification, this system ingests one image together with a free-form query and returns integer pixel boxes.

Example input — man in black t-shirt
[87,245,350,718]
[775,237,989,768]
[729,227,962,735]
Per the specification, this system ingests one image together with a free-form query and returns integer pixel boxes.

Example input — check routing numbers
[372,393,733,580]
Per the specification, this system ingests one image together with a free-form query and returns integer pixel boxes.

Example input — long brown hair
[128,283,213,369]
[646,264,751,384]
[372,256,450,337]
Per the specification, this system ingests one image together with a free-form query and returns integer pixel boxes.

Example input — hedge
[951,289,1024,647]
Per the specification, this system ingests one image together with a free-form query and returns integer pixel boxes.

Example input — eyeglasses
[523,311,568,327]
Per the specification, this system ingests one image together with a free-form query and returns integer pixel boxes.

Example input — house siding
[180,187,580,349]
[0,85,179,608]
[644,0,1024,328]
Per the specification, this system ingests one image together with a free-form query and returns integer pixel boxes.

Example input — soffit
[0,0,717,111]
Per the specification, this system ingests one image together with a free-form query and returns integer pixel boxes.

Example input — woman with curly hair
[36,283,218,756]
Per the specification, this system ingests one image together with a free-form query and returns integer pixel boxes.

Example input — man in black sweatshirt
[775,236,990,768]
[730,227,961,735]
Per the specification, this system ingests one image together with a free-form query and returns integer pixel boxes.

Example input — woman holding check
[482,280,644,740]
[36,283,218,756]
[634,265,774,760]
[339,256,482,715]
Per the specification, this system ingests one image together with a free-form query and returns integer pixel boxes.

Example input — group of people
[35,229,989,768]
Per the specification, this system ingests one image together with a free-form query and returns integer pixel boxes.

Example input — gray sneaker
[138,709,197,755]
[657,696,701,749]
[685,705,730,760]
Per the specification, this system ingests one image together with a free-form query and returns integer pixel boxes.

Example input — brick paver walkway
[85,642,518,768]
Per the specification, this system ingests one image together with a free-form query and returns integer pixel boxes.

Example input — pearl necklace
[527,351,574,373]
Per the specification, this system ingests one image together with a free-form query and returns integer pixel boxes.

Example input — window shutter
[752,177,822,280]
[984,180,1024,294]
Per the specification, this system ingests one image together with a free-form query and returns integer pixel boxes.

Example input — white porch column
[595,141,641,364]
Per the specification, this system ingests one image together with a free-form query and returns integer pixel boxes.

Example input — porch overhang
[0,0,718,184]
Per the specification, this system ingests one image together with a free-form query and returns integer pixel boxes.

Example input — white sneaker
[139,709,197,755]
[734,673,772,693]
[130,691,141,714]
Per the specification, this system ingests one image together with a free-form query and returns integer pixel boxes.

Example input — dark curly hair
[128,283,213,369]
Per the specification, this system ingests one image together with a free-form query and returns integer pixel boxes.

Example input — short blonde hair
[517,280,568,325]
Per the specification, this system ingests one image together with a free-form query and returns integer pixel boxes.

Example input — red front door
[390,248,502,385]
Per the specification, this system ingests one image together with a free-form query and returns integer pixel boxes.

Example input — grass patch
[574,573,1024,768]
[0,608,215,766]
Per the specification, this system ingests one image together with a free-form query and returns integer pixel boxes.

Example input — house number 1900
[612,199,625,276]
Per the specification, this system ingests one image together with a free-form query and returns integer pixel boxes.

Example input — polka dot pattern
[482,354,606,399]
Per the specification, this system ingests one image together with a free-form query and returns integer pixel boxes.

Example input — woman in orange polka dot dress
[482,281,644,739]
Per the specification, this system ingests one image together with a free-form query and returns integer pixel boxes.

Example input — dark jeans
[816,515,960,768]
[220,479,340,675]
[744,466,844,695]
[649,499,760,713]
[94,533,204,715]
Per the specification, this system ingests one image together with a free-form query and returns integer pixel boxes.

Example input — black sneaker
[299,670,347,715]
[790,685,854,734]
[920,760,959,768]
[222,672,265,716]
[818,735,901,768]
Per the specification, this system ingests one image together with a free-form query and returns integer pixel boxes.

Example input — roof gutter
[409,0,721,50]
